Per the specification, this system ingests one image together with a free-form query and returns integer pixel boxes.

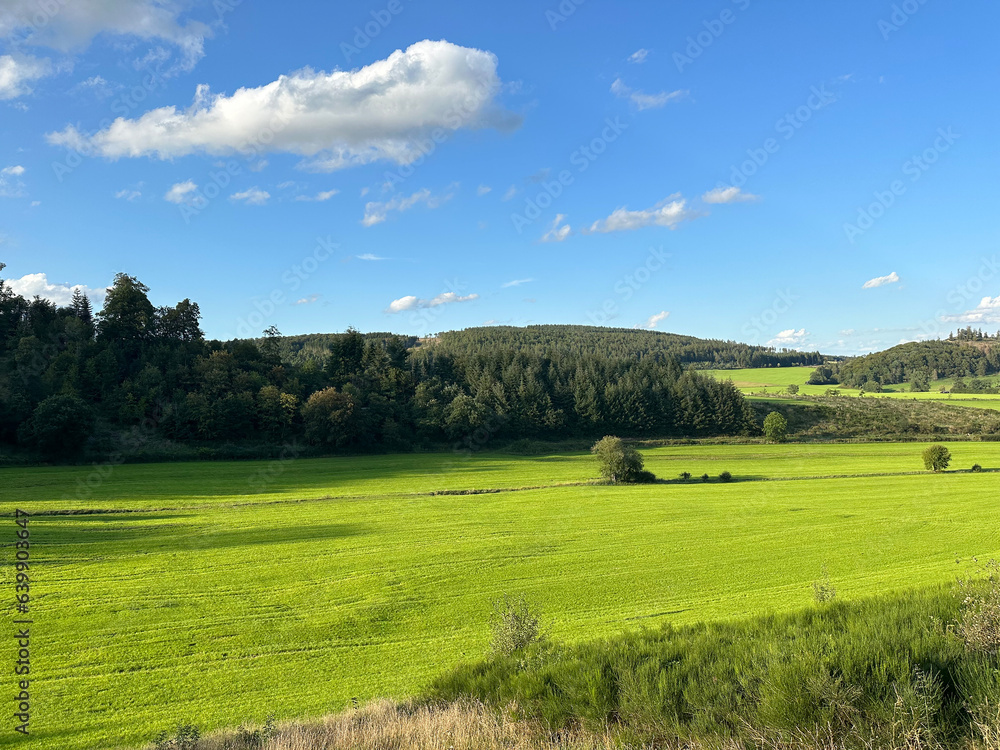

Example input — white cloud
[767,328,810,348]
[862,271,900,289]
[610,78,686,110]
[0,54,52,100]
[0,165,26,197]
[502,185,518,201]
[48,40,515,171]
[502,278,535,288]
[702,186,760,204]
[587,195,700,234]
[386,291,479,313]
[6,272,108,306]
[231,187,270,206]
[943,296,1000,324]
[357,253,387,261]
[362,186,453,226]
[294,294,321,305]
[294,189,339,202]
[640,311,670,329]
[477,184,492,196]
[0,0,212,72]
[628,49,650,64]
[115,188,142,201]
[541,214,571,243]
[164,180,198,204]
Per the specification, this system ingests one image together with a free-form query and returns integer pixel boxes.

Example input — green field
[704,366,1000,410]
[4,443,1000,749]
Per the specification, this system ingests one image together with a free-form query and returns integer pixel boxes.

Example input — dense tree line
[0,270,756,459]
[836,339,1000,389]
[416,325,823,368]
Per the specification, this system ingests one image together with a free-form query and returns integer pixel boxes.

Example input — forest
[0,270,759,460]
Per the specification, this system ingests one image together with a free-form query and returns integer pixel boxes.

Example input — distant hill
[837,334,1000,388]
[270,325,823,368]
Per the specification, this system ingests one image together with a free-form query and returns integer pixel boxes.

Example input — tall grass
[428,586,1000,748]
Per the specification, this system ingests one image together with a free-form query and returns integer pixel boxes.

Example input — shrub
[701,473,710,482]
[971,463,983,473]
[17,394,94,458]
[489,594,542,656]
[634,470,657,484]
[813,565,837,603]
[679,471,692,481]
[718,470,733,483]
[922,444,951,472]
[153,724,200,750]
[762,411,788,443]
[956,560,1000,656]
[234,715,277,748]
[590,435,644,483]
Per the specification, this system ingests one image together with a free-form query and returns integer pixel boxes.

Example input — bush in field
[634,470,657,484]
[701,473,710,482]
[971,463,983,473]
[590,435,647,483]
[813,565,837,603]
[718,471,733,483]
[786,384,800,395]
[153,724,200,750]
[763,411,788,443]
[679,471,692,481]
[922,444,951,472]
[489,594,542,656]
[956,560,1000,656]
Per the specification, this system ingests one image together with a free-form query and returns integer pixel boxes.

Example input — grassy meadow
[3,443,1000,749]
[704,366,1000,410]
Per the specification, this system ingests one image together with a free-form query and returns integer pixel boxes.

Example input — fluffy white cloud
[386,291,478,313]
[640,311,670,329]
[502,278,535,288]
[0,0,212,71]
[628,49,649,64]
[362,186,453,226]
[943,296,1000,324]
[862,271,900,289]
[48,40,515,171]
[164,180,198,204]
[541,214,570,242]
[294,189,338,202]
[231,187,270,205]
[610,78,686,110]
[6,272,107,306]
[587,195,700,234]
[0,55,51,100]
[702,186,760,204]
[767,328,810,348]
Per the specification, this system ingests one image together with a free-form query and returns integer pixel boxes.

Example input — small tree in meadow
[922,444,951,472]
[591,435,645,483]
[787,384,800,395]
[489,594,542,656]
[763,411,788,443]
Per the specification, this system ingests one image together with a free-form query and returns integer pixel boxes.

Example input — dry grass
[180,699,1000,750]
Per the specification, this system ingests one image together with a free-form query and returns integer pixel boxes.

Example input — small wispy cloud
[587,195,701,234]
[115,188,142,201]
[477,184,492,196]
[295,189,339,202]
[502,185,518,201]
[611,78,687,110]
[640,310,670,329]
[294,294,321,305]
[541,214,571,242]
[356,253,387,261]
[231,187,270,206]
[628,49,650,64]
[164,180,199,204]
[502,278,535,288]
[702,186,760,204]
[862,271,900,289]
[363,186,454,226]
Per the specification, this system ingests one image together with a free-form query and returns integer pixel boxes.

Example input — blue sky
[1,0,998,354]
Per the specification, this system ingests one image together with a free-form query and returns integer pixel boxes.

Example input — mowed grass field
[3,443,1000,749]
[704,365,1000,410]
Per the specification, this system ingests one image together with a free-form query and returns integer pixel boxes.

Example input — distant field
[4,444,1000,749]
[704,366,1000,410]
